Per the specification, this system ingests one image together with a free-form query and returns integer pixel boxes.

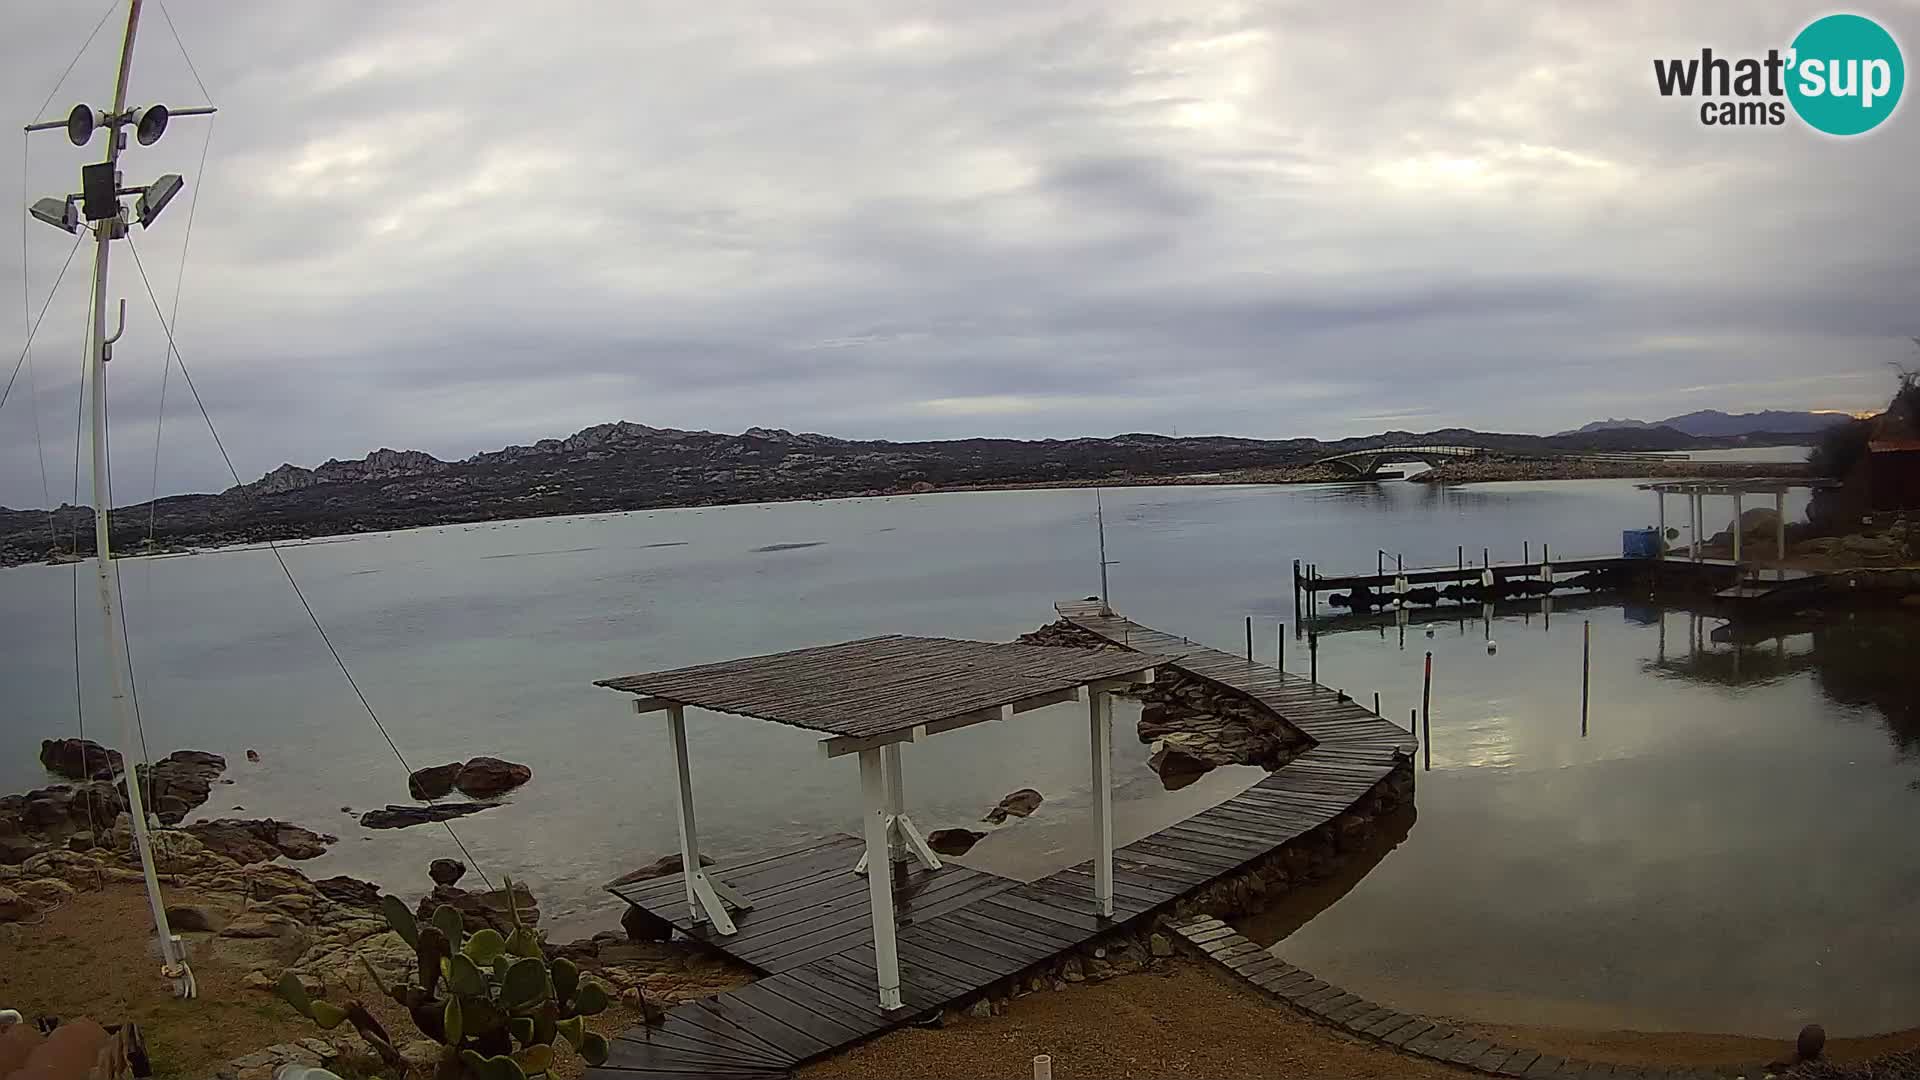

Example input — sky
[2,0,1917,506]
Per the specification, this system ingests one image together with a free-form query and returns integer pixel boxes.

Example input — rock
[1060,955,1085,982]
[1798,1023,1826,1061]
[13,878,75,908]
[39,738,122,780]
[429,858,467,886]
[296,930,413,993]
[965,999,993,1019]
[622,903,674,942]
[313,875,382,910]
[407,762,463,800]
[982,788,1043,824]
[246,749,260,762]
[242,970,274,992]
[66,832,96,851]
[0,886,35,922]
[1149,932,1174,957]
[210,912,310,971]
[0,835,44,865]
[186,819,336,862]
[167,902,226,932]
[415,881,539,934]
[146,829,210,873]
[116,751,225,824]
[359,802,495,829]
[606,852,714,887]
[927,828,984,856]
[453,756,533,798]
[227,1043,322,1080]
[1147,738,1213,791]
[399,1040,444,1075]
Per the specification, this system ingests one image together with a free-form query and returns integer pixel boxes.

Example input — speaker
[134,104,169,146]
[66,103,97,147]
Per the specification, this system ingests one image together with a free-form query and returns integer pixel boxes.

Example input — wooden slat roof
[596,635,1162,740]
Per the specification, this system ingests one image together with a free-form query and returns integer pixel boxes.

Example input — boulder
[453,756,533,798]
[39,738,122,780]
[1798,1023,1826,1061]
[360,802,496,829]
[0,885,36,922]
[415,881,539,934]
[429,858,467,886]
[982,788,1043,824]
[186,819,336,862]
[166,902,226,933]
[0,835,48,865]
[622,903,674,942]
[16,878,75,908]
[210,912,311,972]
[313,875,382,910]
[1147,737,1214,791]
[606,852,713,888]
[927,828,985,856]
[407,761,463,800]
[124,751,226,824]
[1149,932,1174,957]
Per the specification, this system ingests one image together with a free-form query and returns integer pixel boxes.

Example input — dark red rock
[39,738,122,780]
[360,802,494,830]
[407,762,463,800]
[453,757,532,798]
[927,828,985,856]
[313,875,382,910]
[185,819,336,862]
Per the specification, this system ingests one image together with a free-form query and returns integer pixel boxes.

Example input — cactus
[278,874,615,1077]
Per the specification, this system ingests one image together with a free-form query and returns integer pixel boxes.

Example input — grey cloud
[3,0,1916,503]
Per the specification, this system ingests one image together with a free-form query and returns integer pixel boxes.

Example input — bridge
[1315,444,1486,478]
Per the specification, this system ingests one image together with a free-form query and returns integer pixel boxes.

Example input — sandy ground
[0,884,312,1080]
[801,960,1469,1080]
[0,880,642,1080]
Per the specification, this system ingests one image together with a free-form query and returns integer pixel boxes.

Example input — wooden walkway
[591,604,1416,1079]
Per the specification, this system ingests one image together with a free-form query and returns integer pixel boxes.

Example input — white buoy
[1033,1054,1054,1080]
[1486,639,1498,654]
[1424,627,1435,638]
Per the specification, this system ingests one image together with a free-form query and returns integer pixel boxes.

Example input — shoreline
[0,456,1810,571]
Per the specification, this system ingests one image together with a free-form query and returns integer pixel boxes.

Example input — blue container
[1621,527,1660,559]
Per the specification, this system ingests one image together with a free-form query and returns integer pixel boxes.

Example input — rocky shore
[1410,457,1809,485]
[1019,619,1313,788]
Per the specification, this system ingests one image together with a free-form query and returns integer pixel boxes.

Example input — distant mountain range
[1557,409,1853,438]
[0,418,1818,566]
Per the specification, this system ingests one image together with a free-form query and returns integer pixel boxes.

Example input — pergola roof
[597,634,1164,741]
[1638,477,1832,495]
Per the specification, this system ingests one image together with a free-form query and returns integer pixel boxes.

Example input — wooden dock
[591,605,1415,1079]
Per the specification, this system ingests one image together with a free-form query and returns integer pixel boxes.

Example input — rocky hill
[1560,409,1852,438]
[0,419,1760,566]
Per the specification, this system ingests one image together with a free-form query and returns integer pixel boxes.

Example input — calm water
[1251,601,1919,1037]
[6,477,1913,1036]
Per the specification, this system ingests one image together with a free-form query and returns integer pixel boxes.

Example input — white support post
[883,743,906,866]
[859,748,903,1010]
[666,705,736,935]
[1691,493,1703,560]
[1088,688,1114,918]
[1775,490,1787,562]
[1731,493,1743,564]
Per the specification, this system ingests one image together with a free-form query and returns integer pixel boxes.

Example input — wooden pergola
[1641,478,1827,563]
[596,634,1161,1010]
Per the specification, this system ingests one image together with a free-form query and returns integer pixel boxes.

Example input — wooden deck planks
[591,604,1416,1080]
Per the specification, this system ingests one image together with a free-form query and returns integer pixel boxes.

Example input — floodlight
[66,103,97,146]
[133,104,168,146]
[29,197,78,234]
[136,174,184,227]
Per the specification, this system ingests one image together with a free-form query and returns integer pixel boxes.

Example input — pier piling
[1245,616,1252,662]
[1421,651,1433,771]
[1581,620,1591,737]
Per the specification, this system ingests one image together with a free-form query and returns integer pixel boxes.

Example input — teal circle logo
[1787,14,1905,135]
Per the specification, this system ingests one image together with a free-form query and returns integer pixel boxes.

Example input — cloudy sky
[2,0,1916,505]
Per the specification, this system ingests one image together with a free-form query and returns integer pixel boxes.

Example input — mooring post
[1292,558,1301,614]
[1774,490,1787,562]
[1457,545,1463,574]
[1421,651,1433,771]
[1581,620,1591,737]
[1278,622,1285,672]
[1373,691,1380,715]
[1245,615,1252,662]
[1483,546,1490,569]
[1308,628,1319,686]
[1524,540,1530,564]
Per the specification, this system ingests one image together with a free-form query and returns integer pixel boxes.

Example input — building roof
[1638,477,1833,495]
[1869,439,1920,453]
[597,634,1163,741]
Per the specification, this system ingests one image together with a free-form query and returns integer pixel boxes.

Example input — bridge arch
[1314,444,1486,478]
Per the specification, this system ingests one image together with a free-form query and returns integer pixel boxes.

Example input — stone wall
[944,761,1415,1018]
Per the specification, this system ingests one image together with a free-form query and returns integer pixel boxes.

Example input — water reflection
[1262,601,1920,1037]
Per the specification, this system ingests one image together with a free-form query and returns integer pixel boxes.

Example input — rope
[154,0,215,103]
[29,0,120,123]
[101,376,159,803]
[124,238,496,890]
[146,115,214,542]
[1,232,86,416]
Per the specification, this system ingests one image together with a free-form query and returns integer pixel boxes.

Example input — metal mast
[25,0,215,998]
